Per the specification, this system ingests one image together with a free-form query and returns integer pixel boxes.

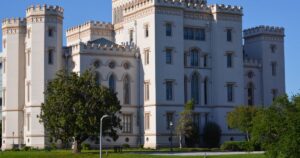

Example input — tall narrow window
[227,29,232,42]
[272,89,278,101]
[144,82,150,101]
[48,28,53,37]
[145,24,149,38]
[184,76,188,103]
[166,112,174,129]
[27,29,31,38]
[95,72,101,85]
[3,59,5,74]
[27,114,30,131]
[166,48,172,64]
[122,114,132,133]
[191,49,199,66]
[270,44,277,53]
[272,62,277,76]
[204,78,208,105]
[191,73,199,104]
[3,88,5,107]
[123,75,130,104]
[166,23,172,36]
[109,75,116,92]
[2,39,6,49]
[184,53,187,67]
[129,29,134,43]
[193,113,200,129]
[144,49,150,65]
[166,81,173,101]
[227,83,234,102]
[247,82,254,106]
[227,53,233,68]
[2,117,5,133]
[145,113,150,130]
[27,83,30,102]
[48,49,53,65]
[203,55,208,67]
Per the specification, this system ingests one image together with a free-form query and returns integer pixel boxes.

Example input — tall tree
[252,94,300,158]
[227,106,258,141]
[176,100,200,147]
[40,70,121,153]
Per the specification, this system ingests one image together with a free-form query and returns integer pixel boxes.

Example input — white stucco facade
[1,0,285,150]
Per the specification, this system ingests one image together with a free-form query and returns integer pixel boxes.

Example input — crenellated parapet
[244,58,262,67]
[26,4,64,18]
[244,25,285,38]
[66,21,113,36]
[70,42,139,57]
[2,18,26,35]
[210,4,243,15]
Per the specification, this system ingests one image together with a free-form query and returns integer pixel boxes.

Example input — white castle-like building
[1,0,285,150]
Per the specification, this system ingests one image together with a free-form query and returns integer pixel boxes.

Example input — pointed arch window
[123,75,130,104]
[204,78,208,105]
[109,74,116,92]
[247,82,254,106]
[191,73,199,104]
[184,76,188,103]
[191,49,199,67]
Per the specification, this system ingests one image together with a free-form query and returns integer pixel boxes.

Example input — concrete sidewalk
[137,151,264,156]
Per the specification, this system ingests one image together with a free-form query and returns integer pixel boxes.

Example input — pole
[169,122,173,152]
[12,132,15,149]
[100,115,109,158]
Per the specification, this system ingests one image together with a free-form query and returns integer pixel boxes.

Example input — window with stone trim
[184,27,205,41]
[145,24,149,38]
[166,80,173,101]
[272,89,278,101]
[166,23,172,37]
[227,53,233,68]
[144,82,150,101]
[3,88,5,107]
[109,74,116,92]
[122,114,132,133]
[48,49,54,65]
[191,49,199,67]
[2,39,6,49]
[204,78,208,105]
[227,29,232,42]
[3,58,5,74]
[203,54,208,67]
[247,82,254,106]
[191,73,200,104]
[227,83,234,102]
[270,44,277,53]
[27,113,30,131]
[48,28,54,37]
[123,75,130,104]
[166,112,174,130]
[271,62,277,76]
[27,82,30,102]
[145,113,150,130]
[144,49,150,65]
[2,117,5,134]
[129,29,134,43]
[184,76,188,103]
[165,48,172,64]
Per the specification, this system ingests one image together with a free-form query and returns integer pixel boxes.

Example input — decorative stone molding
[244,25,285,38]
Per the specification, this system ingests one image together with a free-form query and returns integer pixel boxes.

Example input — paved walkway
[138,151,264,156]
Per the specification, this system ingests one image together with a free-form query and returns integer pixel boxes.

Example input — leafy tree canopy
[252,94,300,158]
[40,70,121,153]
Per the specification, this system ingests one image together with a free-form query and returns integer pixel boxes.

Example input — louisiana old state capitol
[1,0,285,150]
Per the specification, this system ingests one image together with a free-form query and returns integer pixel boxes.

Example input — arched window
[95,72,101,85]
[109,74,116,92]
[191,73,199,104]
[190,49,199,66]
[204,78,208,105]
[247,82,254,106]
[184,76,188,103]
[123,75,130,104]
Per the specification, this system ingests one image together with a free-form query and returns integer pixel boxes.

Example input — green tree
[227,106,258,141]
[176,100,200,147]
[252,94,300,158]
[203,122,222,148]
[40,70,121,153]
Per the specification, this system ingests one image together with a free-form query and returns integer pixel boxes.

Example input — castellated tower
[1,18,26,150]
[244,26,285,105]
[23,5,64,148]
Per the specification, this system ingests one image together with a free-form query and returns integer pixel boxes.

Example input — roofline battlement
[244,58,262,67]
[70,42,138,56]
[154,0,211,13]
[2,18,26,28]
[244,25,285,38]
[26,4,64,17]
[210,4,243,15]
[66,21,113,36]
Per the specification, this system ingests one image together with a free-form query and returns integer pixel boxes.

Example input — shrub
[138,144,144,149]
[122,144,130,149]
[221,141,254,151]
[22,146,32,151]
[81,143,91,150]
[203,122,222,148]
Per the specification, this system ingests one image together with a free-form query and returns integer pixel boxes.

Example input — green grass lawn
[0,150,266,158]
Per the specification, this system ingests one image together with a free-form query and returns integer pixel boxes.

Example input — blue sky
[0,0,299,96]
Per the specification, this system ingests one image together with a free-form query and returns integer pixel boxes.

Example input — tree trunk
[246,131,250,142]
[179,135,182,149]
[73,140,81,153]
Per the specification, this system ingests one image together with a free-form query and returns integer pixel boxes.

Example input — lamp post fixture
[100,115,110,158]
[169,121,174,152]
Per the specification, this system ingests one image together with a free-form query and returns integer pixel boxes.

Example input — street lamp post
[169,122,174,152]
[100,115,110,158]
